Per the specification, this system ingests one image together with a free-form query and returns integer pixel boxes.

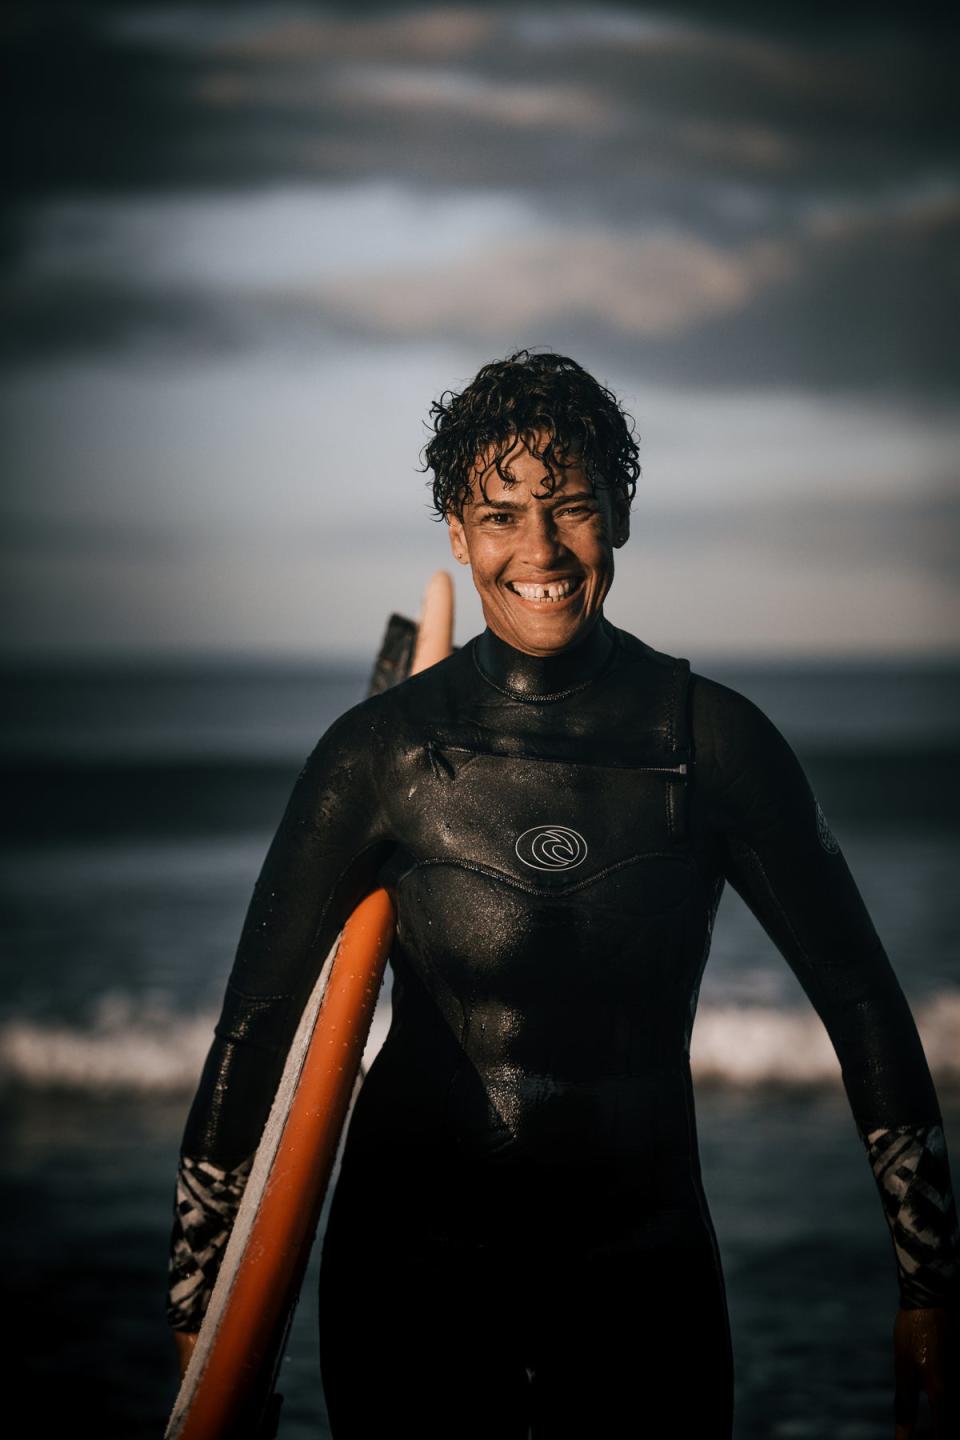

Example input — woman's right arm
[167,700,393,1337]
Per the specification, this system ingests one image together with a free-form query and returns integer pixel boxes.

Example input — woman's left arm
[692,674,958,1426]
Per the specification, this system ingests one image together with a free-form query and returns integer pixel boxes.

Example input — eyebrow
[474,491,598,511]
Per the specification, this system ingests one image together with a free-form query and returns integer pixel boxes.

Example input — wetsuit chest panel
[392,858,702,1046]
[391,743,688,893]
[385,741,710,1091]
[384,852,705,1173]
[381,705,709,1076]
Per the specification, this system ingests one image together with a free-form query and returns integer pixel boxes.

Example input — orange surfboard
[166,571,455,1440]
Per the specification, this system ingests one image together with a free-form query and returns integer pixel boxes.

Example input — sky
[2,2,958,661]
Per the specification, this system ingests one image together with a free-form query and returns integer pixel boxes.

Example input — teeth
[509,577,579,602]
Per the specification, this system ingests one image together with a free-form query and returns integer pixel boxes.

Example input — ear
[447,514,470,565]
[613,507,630,549]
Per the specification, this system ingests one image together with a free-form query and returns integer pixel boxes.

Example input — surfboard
[166,571,455,1440]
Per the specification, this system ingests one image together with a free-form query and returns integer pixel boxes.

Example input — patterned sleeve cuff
[863,1124,960,1310]
[166,1153,253,1332]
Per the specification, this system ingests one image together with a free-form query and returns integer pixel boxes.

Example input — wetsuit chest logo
[515,825,588,872]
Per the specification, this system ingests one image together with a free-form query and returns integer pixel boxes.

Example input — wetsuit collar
[473,616,617,700]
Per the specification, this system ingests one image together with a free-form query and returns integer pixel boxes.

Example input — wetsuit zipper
[428,741,689,777]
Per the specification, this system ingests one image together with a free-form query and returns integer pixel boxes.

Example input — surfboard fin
[367,613,417,696]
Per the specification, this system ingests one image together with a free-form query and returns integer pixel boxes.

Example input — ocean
[2,652,958,1438]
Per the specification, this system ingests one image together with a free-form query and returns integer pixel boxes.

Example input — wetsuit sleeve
[692,675,960,1311]
[166,703,393,1331]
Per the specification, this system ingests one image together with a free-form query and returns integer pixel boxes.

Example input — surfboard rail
[167,890,394,1439]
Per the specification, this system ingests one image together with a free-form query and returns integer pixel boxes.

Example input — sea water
[2,656,957,1438]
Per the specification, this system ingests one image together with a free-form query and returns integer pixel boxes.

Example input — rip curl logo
[515,825,588,872]
[815,800,840,855]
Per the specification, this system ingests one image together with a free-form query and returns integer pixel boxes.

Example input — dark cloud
[4,3,957,206]
[5,188,956,395]
[587,191,960,391]
[2,3,958,391]
[0,275,246,365]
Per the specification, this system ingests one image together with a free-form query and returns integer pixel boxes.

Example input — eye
[480,511,515,525]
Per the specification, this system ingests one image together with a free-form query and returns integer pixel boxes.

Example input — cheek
[465,529,510,575]
[463,548,496,591]
[581,532,615,572]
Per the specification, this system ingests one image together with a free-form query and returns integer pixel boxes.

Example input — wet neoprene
[167,618,958,1434]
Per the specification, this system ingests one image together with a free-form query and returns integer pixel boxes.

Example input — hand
[893,1306,958,1439]
[173,1328,199,1382]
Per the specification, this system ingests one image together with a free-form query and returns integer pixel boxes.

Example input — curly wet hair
[420,349,640,523]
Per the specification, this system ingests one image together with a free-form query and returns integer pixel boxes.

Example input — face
[446,435,629,656]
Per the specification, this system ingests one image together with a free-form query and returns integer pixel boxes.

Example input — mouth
[505,574,585,605]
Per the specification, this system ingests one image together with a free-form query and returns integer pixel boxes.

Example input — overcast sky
[2,2,958,660]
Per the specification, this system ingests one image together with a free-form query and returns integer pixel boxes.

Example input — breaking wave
[1,990,959,1095]
[691,992,960,1087]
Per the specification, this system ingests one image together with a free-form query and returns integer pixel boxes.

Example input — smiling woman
[426,350,635,656]
[446,437,628,654]
[168,349,959,1439]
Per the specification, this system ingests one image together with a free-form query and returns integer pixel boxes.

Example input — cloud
[307,227,792,338]
[5,171,959,397]
[634,183,960,390]
[13,185,536,292]
[326,65,613,133]
[117,6,493,62]
[6,2,957,209]
[2,3,958,396]
[2,5,957,661]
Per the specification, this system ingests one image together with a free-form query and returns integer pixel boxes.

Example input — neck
[473,616,616,700]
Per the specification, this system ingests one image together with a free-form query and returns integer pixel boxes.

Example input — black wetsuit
[168,619,959,1438]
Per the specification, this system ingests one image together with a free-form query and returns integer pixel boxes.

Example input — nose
[523,508,566,570]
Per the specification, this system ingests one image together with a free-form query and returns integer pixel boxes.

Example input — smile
[506,575,584,604]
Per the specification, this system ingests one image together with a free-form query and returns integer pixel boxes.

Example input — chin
[507,612,595,654]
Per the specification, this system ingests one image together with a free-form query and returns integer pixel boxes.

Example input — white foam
[0,991,216,1095]
[2,990,959,1094]
[691,991,960,1086]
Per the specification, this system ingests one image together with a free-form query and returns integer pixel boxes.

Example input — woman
[168,351,958,1436]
